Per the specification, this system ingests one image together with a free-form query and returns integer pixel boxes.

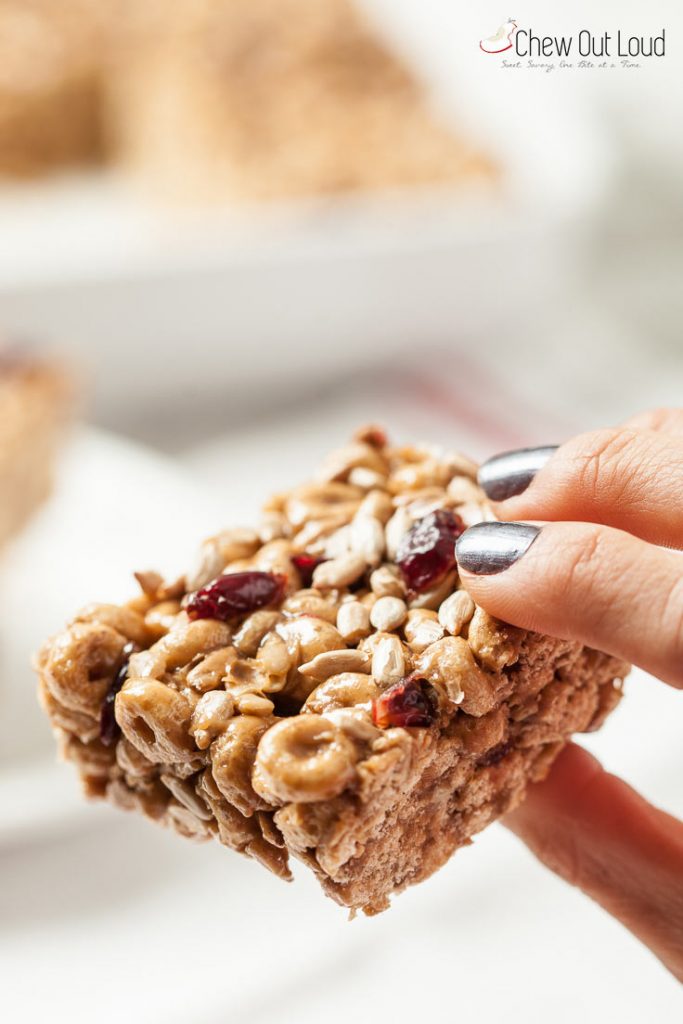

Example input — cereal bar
[36,428,627,913]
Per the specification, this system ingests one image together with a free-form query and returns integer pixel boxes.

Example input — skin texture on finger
[457,520,683,688]
[488,427,683,549]
[621,408,683,437]
[504,743,683,983]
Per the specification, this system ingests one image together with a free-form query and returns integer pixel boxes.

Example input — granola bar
[36,428,627,914]
[105,0,496,200]
[0,348,71,549]
[0,0,107,176]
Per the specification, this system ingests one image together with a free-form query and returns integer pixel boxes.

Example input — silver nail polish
[455,522,541,575]
[478,446,558,502]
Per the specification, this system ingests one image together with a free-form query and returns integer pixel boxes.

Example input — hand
[455,408,683,982]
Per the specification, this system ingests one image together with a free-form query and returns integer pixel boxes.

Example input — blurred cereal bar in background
[105,0,494,200]
[0,346,72,549]
[0,0,494,199]
[0,0,109,176]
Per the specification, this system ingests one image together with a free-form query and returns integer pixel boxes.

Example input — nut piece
[371,634,405,688]
[441,450,479,480]
[357,489,394,523]
[116,679,196,763]
[256,632,293,680]
[190,690,235,749]
[312,552,366,589]
[438,591,475,636]
[74,603,149,646]
[253,716,358,804]
[323,525,352,559]
[281,590,338,624]
[233,610,283,657]
[187,528,260,590]
[370,596,407,632]
[350,514,385,566]
[252,539,296,578]
[276,616,346,664]
[336,601,371,643]
[317,442,387,484]
[348,467,387,490]
[467,607,523,671]
[404,609,446,654]
[385,507,413,560]
[160,774,213,821]
[390,459,447,493]
[447,476,485,505]
[285,482,361,528]
[408,570,458,611]
[457,502,493,528]
[324,707,380,743]
[292,515,348,555]
[276,615,347,702]
[299,648,370,681]
[259,511,290,543]
[186,647,235,693]
[369,564,405,598]
[144,600,182,640]
[236,693,275,717]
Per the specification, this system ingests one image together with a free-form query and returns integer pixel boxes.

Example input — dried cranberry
[372,675,439,729]
[185,571,286,621]
[99,641,136,747]
[396,509,465,593]
[291,554,324,587]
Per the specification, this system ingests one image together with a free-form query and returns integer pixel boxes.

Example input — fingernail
[478,446,558,501]
[456,522,541,575]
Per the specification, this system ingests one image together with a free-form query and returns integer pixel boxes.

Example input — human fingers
[504,742,683,983]
[477,427,683,549]
[455,520,683,688]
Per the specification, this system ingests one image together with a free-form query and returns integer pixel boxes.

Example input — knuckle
[556,527,609,617]
[565,428,637,498]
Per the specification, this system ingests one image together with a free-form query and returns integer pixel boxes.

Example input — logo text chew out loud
[514,28,665,58]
